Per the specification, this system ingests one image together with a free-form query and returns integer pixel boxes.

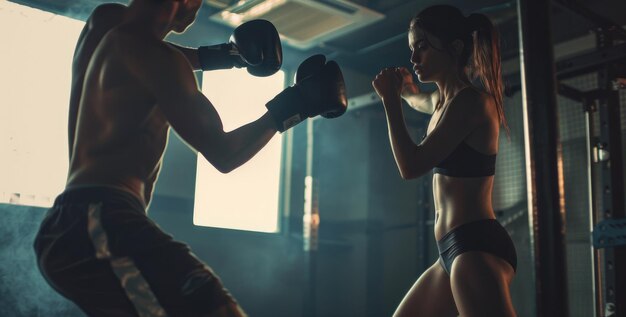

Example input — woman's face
[408,27,457,83]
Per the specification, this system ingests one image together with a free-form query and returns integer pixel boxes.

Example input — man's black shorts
[34,186,236,316]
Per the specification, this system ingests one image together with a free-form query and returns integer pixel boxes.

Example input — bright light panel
[0,2,84,207]
[194,69,285,233]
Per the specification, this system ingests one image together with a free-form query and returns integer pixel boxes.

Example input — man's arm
[133,42,277,173]
[170,19,283,76]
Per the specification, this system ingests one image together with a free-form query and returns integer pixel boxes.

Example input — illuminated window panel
[194,69,285,233]
[0,2,84,207]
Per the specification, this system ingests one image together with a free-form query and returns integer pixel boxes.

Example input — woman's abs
[432,174,496,240]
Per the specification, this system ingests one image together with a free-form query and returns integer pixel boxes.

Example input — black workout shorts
[437,218,517,275]
[33,186,238,316]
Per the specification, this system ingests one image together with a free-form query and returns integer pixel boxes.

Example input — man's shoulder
[89,3,127,28]
[92,3,127,18]
[103,28,167,52]
[100,30,185,74]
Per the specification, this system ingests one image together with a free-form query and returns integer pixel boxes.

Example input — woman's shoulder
[452,86,492,111]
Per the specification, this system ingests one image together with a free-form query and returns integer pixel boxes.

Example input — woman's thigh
[450,251,516,317]
[393,261,459,317]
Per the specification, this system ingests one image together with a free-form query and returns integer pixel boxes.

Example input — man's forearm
[210,112,278,173]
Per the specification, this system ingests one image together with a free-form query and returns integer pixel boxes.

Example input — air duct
[210,0,384,50]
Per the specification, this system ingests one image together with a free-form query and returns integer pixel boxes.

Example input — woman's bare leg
[450,251,516,317]
[393,261,459,317]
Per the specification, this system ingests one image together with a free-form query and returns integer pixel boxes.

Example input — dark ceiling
[9,0,626,78]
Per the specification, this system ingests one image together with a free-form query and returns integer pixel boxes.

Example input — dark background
[1,0,626,316]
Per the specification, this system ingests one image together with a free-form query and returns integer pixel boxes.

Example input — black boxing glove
[266,55,348,132]
[197,19,282,77]
[294,54,326,82]
[293,54,347,118]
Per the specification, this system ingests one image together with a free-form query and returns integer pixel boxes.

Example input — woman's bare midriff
[432,173,496,241]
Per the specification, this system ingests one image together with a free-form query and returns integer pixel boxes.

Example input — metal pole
[517,0,570,316]
[585,99,603,317]
[303,119,319,317]
[595,56,626,317]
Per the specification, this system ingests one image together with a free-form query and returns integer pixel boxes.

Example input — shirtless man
[33,0,347,316]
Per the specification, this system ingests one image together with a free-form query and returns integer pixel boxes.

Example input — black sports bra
[423,88,496,177]
[432,140,496,177]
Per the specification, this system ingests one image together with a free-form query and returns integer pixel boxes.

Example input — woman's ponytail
[467,13,509,136]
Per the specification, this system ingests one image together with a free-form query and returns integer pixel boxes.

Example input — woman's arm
[398,67,438,114]
[373,68,488,180]
[373,68,425,179]
[380,96,424,179]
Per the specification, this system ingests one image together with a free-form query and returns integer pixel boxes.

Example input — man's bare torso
[67,5,173,205]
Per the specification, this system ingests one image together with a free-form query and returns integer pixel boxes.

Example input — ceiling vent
[209,0,384,50]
